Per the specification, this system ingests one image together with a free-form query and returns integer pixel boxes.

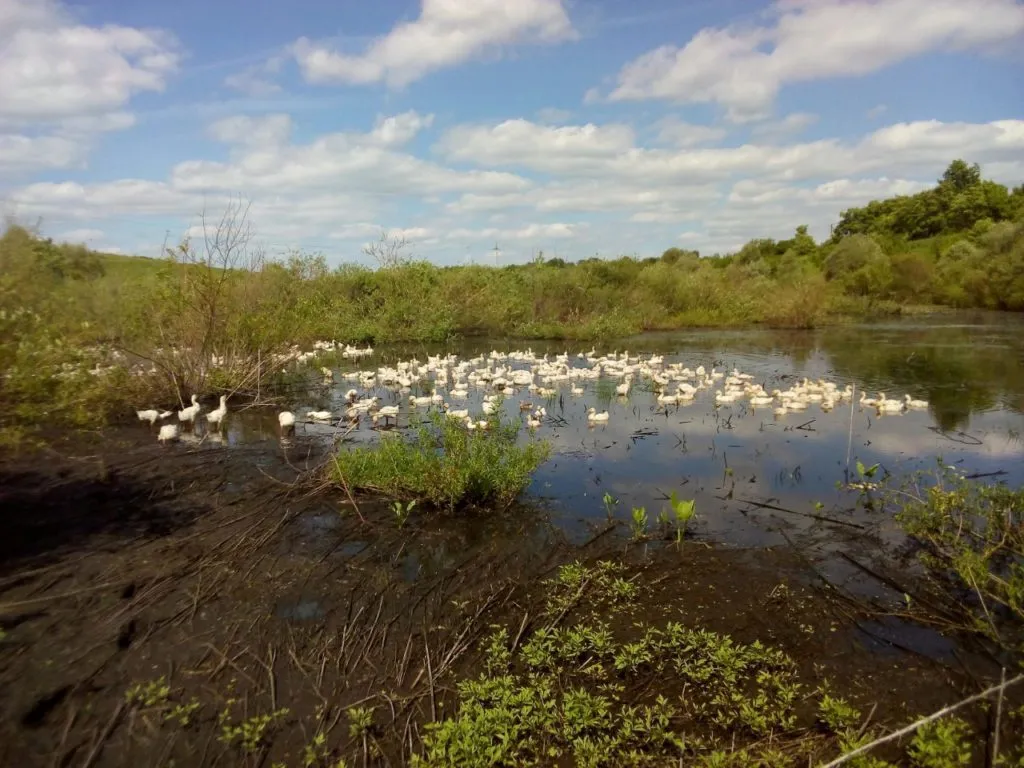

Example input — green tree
[939,159,981,193]
[823,234,893,296]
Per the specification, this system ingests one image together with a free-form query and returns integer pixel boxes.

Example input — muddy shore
[0,427,1016,766]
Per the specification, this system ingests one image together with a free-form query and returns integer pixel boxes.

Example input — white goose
[373,405,400,426]
[157,424,179,443]
[137,408,160,425]
[206,395,229,428]
[278,411,296,433]
[177,394,201,424]
[904,394,929,409]
[587,407,610,423]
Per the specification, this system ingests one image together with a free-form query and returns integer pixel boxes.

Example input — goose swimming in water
[904,394,928,409]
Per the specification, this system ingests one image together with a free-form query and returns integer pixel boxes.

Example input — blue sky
[1,0,1022,266]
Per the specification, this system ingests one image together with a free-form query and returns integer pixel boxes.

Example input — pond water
[173,311,1024,560]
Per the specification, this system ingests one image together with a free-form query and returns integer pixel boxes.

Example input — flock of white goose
[137,346,929,444]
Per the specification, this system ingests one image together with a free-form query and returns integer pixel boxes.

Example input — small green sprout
[602,491,618,519]
[630,506,648,541]
[668,491,696,542]
[391,499,417,527]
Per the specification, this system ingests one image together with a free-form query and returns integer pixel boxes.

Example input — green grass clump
[331,413,550,511]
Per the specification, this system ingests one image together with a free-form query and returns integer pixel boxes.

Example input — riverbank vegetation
[859,464,1024,648]
[0,160,1021,435]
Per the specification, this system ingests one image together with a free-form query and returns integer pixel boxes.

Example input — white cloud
[438,117,1024,186]
[5,113,531,248]
[8,179,205,219]
[370,111,435,147]
[653,117,728,147]
[603,0,1024,120]
[0,0,179,122]
[8,110,1023,263]
[0,133,82,173]
[437,119,635,172]
[171,114,527,199]
[867,104,888,120]
[0,1,173,175]
[291,0,575,88]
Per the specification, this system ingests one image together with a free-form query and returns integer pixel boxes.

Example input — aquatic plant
[668,491,696,542]
[602,492,618,521]
[629,506,648,541]
[331,413,550,511]
[391,499,417,528]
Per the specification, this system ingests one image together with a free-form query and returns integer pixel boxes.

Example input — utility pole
[491,242,501,267]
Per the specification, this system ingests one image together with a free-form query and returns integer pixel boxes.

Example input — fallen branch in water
[736,497,866,530]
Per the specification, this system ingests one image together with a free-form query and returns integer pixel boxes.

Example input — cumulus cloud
[0,0,175,174]
[436,119,635,172]
[291,0,575,87]
[437,117,1024,186]
[0,0,179,122]
[7,109,1023,263]
[0,133,82,173]
[369,111,435,147]
[5,113,532,247]
[604,0,1024,120]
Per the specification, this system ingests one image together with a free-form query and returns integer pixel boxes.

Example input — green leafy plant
[391,499,417,527]
[667,492,696,542]
[602,492,618,520]
[630,506,648,541]
[907,717,972,767]
[218,702,290,753]
[125,677,171,708]
[817,694,860,733]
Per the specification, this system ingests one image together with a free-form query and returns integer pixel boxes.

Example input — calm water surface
[182,312,1024,557]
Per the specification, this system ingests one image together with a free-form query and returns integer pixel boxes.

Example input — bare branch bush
[131,197,287,405]
[362,230,412,269]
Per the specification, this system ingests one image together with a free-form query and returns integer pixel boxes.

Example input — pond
[172,310,1024,560]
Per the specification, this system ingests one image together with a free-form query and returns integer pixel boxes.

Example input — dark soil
[0,429,1017,766]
